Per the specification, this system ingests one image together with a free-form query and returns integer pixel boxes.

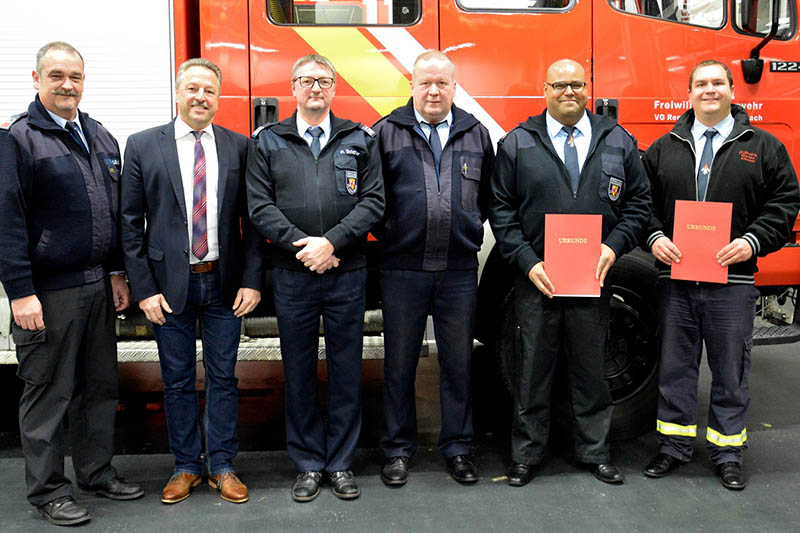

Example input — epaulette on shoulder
[1,113,26,130]
[251,121,278,139]
[359,124,376,138]
[616,123,637,143]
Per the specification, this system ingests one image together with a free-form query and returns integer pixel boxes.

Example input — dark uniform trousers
[511,274,613,465]
[273,267,367,473]
[379,269,476,460]
[15,278,118,506]
[656,280,758,464]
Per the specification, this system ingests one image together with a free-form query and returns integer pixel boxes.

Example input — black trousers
[14,279,119,507]
[511,274,613,465]
[379,269,476,460]
[273,267,367,473]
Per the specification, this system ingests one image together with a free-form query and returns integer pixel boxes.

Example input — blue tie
[562,126,581,193]
[307,126,324,159]
[424,121,443,171]
[65,121,89,158]
[697,128,717,201]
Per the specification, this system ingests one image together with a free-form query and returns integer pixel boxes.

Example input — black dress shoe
[643,453,685,478]
[717,462,747,490]
[592,463,625,484]
[447,455,478,484]
[330,471,360,500]
[506,462,535,487]
[381,456,409,486]
[82,477,144,500]
[292,471,322,502]
[38,496,91,526]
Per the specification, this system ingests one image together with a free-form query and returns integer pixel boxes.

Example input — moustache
[52,89,79,97]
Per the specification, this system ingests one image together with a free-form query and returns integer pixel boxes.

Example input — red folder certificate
[671,200,732,284]
[544,214,601,297]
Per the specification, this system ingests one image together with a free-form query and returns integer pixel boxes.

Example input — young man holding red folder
[490,59,651,487]
[642,60,800,489]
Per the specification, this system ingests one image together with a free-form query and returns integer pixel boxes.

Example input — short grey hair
[412,50,455,78]
[176,58,222,89]
[291,54,337,82]
[36,41,84,74]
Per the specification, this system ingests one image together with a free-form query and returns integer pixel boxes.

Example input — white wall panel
[0,0,176,154]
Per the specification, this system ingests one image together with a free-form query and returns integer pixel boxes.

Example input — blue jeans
[153,270,241,476]
[273,267,367,473]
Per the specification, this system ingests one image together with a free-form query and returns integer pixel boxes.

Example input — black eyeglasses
[545,81,587,93]
[293,76,335,89]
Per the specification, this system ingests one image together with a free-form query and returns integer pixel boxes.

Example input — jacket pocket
[148,246,165,261]
[460,155,482,212]
[334,152,359,197]
[598,152,625,206]
[12,324,52,385]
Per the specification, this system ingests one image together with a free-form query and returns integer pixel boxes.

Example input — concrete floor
[1,343,799,532]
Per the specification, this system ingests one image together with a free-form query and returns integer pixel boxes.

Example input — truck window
[267,0,420,25]
[733,0,795,39]
[457,0,570,10]
[608,0,725,28]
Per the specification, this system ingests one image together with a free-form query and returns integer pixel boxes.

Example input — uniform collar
[546,110,590,137]
[691,113,734,143]
[296,112,331,139]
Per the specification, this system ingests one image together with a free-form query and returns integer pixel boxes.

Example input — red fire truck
[1,0,798,437]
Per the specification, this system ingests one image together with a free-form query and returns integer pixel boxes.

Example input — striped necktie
[191,131,208,260]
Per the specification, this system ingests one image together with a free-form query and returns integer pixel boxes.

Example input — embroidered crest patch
[608,177,623,201]
[346,170,358,195]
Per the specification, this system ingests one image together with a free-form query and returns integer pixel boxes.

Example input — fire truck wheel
[493,248,660,440]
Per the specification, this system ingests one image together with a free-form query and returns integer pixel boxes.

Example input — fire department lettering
[608,177,623,201]
[346,170,358,195]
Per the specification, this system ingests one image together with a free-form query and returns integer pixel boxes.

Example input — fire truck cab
[1,0,799,437]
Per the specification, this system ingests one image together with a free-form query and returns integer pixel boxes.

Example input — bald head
[544,59,588,126]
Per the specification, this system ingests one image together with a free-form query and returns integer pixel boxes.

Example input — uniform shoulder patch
[359,124,376,137]
[1,113,26,130]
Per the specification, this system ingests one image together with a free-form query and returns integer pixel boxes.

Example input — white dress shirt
[691,113,734,177]
[414,108,453,147]
[45,108,89,154]
[175,117,219,264]
[297,113,332,152]
[546,110,592,172]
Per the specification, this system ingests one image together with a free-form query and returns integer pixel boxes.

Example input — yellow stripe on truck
[294,27,409,117]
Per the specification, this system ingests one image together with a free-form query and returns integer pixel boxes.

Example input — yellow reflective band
[294,27,410,117]
[657,420,697,437]
[706,427,748,447]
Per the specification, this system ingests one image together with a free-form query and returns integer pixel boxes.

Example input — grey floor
[1,343,799,532]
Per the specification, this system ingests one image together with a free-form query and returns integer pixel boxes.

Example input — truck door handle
[595,98,618,122]
[253,98,279,128]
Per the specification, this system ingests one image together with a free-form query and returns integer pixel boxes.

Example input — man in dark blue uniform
[0,42,143,527]
[490,59,651,487]
[373,50,495,486]
[247,54,384,502]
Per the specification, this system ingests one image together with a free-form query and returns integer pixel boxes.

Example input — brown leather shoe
[208,472,249,503]
[161,473,202,504]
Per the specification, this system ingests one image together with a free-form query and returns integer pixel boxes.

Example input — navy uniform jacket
[490,110,651,277]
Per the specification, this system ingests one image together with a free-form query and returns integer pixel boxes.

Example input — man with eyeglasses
[490,59,650,487]
[247,54,384,502]
[641,60,799,490]
[372,50,494,487]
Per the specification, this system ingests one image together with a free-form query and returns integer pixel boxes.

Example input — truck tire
[493,248,660,440]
